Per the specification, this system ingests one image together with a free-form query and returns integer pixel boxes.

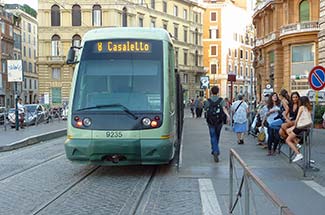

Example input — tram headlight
[82,117,92,127]
[150,120,158,128]
[142,117,151,126]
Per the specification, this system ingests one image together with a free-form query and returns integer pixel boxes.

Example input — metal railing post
[229,148,295,215]
[244,173,250,215]
[229,151,233,213]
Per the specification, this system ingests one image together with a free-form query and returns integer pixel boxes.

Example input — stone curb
[0,128,67,152]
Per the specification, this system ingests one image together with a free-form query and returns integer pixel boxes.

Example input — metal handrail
[229,148,295,215]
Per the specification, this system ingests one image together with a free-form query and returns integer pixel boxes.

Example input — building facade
[253,0,319,100]
[202,0,255,101]
[37,0,205,105]
[6,4,38,105]
[319,0,325,66]
[0,5,14,107]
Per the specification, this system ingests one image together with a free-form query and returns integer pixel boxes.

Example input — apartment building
[37,0,205,105]
[319,0,325,66]
[253,0,319,99]
[6,4,38,104]
[202,0,255,100]
[0,5,14,107]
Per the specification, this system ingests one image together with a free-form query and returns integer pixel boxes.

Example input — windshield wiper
[76,104,138,120]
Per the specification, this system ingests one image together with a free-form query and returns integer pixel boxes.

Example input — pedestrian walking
[204,86,230,162]
[189,98,195,118]
[195,96,203,118]
[231,94,249,144]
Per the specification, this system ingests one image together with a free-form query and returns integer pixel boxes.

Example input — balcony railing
[255,32,276,47]
[254,0,274,13]
[38,56,66,63]
[280,21,319,37]
[264,32,276,44]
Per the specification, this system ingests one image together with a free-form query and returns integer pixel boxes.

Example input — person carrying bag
[286,96,312,162]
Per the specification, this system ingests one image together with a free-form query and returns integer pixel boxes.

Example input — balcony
[254,0,274,14]
[255,32,276,47]
[280,21,319,37]
[38,56,66,63]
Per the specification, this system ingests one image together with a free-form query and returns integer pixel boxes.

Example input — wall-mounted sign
[200,76,210,89]
[7,60,23,82]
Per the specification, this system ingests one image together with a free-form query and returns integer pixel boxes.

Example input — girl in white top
[286,96,312,162]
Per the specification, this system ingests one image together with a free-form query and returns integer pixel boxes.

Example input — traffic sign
[228,73,236,82]
[308,66,325,91]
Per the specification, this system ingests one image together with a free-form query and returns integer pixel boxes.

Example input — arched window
[51,35,61,56]
[92,5,102,26]
[72,34,81,58]
[299,0,310,22]
[72,4,81,26]
[72,34,81,47]
[122,7,128,27]
[51,5,60,26]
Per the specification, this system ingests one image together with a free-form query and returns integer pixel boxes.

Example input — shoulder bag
[232,101,243,124]
[296,107,312,129]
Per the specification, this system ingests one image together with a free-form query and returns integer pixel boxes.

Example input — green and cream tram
[65,27,183,165]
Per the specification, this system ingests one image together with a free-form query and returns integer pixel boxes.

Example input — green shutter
[52,87,62,104]
[269,51,274,64]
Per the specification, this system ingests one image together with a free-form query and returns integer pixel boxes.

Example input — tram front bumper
[64,138,174,165]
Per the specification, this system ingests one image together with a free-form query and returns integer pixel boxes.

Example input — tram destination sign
[95,40,152,53]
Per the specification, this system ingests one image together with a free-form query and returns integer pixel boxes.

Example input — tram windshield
[72,39,163,113]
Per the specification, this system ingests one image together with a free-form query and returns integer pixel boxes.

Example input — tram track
[131,166,158,215]
[28,164,160,215]
[0,153,65,182]
[31,165,101,215]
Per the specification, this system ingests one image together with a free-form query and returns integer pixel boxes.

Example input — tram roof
[82,27,173,44]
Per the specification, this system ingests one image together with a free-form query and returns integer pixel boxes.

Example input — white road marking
[302,180,325,197]
[199,178,223,215]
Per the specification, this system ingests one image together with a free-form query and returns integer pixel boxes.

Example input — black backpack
[206,98,224,126]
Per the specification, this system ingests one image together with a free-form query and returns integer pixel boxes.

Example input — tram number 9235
[106,131,123,138]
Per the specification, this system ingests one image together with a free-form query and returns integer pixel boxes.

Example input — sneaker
[292,153,303,162]
[213,153,219,162]
[296,144,302,150]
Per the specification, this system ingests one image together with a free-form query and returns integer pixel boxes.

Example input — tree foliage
[22,4,37,18]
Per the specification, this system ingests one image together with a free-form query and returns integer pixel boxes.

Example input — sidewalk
[0,120,67,152]
[180,108,325,214]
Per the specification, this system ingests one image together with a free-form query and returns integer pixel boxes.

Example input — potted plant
[314,105,325,128]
